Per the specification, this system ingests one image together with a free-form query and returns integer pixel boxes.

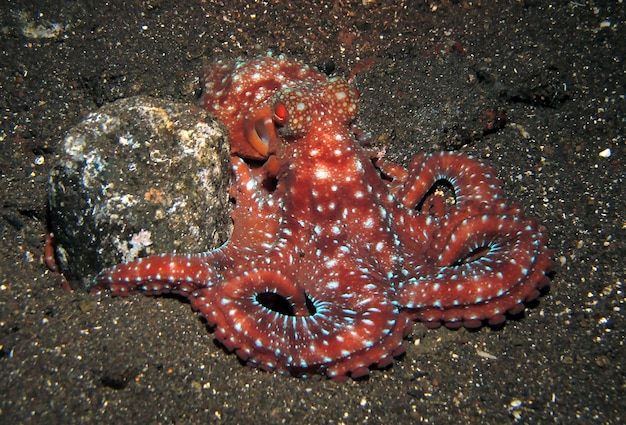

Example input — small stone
[595,355,611,368]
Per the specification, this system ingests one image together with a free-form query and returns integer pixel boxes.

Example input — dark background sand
[1,1,623,423]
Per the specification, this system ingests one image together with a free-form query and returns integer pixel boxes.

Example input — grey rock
[49,96,231,290]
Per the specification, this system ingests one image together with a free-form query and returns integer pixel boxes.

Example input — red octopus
[95,56,553,380]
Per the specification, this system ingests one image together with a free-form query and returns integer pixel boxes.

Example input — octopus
[95,55,553,380]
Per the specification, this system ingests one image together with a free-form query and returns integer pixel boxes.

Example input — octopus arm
[396,203,553,327]
[192,267,411,380]
[395,152,504,212]
[94,254,218,297]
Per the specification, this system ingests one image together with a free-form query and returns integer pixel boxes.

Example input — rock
[49,96,231,290]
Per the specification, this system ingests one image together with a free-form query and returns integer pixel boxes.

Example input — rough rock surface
[49,96,231,289]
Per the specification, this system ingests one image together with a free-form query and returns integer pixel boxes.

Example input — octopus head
[271,78,360,140]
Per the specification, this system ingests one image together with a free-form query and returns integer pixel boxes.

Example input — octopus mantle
[95,56,553,380]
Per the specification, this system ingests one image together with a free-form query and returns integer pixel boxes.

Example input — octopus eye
[273,102,288,126]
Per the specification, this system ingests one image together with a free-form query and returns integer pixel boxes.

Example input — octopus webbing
[95,56,553,380]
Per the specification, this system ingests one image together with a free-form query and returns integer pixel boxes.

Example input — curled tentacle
[396,201,552,327]
[193,267,409,380]
[395,151,504,213]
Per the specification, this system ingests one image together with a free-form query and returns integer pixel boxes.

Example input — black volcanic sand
[1,2,623,423]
